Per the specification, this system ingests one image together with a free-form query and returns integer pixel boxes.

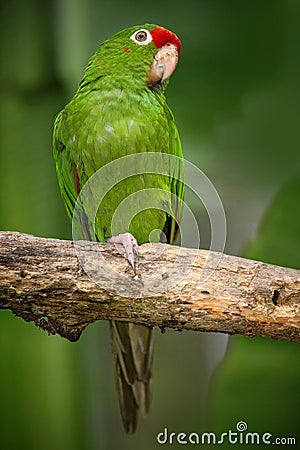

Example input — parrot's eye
[135,31,147,42]
[130,29,153,46]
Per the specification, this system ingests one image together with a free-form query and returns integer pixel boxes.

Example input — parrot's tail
[110,321,153,433]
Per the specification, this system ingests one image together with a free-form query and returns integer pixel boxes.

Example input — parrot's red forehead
[150,26,181,55]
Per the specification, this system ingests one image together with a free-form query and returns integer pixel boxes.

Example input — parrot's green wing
[53,110,93,241]
[53,111,77,220]
[163,103,184,244]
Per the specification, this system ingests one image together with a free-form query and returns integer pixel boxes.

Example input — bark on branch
[0,231,299,343]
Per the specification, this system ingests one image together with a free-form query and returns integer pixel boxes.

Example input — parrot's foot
[107,233,138,271]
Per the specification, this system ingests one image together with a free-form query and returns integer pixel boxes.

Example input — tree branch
[0,231,299,343]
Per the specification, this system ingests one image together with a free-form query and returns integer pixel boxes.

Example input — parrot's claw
[107,232,139,272]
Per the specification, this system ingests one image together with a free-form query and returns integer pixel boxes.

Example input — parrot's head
[86,24,181,90]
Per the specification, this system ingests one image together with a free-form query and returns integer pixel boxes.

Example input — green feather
[53,23,184,433]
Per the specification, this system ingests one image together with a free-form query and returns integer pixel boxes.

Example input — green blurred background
[0,0,299,449]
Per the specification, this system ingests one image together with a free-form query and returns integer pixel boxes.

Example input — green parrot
[53,23,183,433]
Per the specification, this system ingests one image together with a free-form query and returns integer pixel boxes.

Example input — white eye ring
[130,29,153,46]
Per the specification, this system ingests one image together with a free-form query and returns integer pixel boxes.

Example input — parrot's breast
[63,88,175,244]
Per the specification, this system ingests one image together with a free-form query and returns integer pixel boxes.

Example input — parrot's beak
[147,44,178,85]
